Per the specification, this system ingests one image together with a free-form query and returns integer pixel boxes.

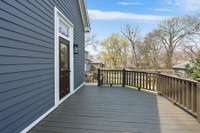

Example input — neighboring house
[85,59,104,83]
[0,0,90,133]
[173,61,190,78]
[126,64,137,70]
[90,60,105,70]
[84,52,104,73]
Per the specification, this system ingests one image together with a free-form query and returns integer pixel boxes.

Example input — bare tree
[143,31,162,70]
[182,36,200,59]
[154,16,199,69]
[121,24,140,68]
[85,33,99,50]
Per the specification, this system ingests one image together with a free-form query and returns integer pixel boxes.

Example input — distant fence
[97,69,200,122]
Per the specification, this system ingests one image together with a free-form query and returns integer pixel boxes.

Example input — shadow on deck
[30,85,200,133]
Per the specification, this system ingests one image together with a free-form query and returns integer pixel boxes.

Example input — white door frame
[54,7,74,107]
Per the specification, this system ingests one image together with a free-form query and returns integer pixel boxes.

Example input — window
[59,19,70,38]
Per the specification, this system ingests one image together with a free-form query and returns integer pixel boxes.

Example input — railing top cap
[158,73,198,83]
[99,69,198,84]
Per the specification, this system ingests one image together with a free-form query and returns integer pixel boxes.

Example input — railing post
[197,82,200,122]
[122,69,126,87]
[156,72,161,93]
[138,72,141,91]
[97,69,101,86]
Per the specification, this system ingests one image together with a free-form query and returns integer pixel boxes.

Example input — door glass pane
[60,43,69,70]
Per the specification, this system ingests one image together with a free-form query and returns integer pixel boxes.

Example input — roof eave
[78,0,91,32]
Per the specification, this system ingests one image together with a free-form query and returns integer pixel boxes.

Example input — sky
[86,0,200,55]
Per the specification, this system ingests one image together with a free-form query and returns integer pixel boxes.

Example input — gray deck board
[29,85,200,133]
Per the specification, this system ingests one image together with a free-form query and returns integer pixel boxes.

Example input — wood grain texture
[30,85,200,133]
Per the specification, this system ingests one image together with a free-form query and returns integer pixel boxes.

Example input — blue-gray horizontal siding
[0,0,85,133]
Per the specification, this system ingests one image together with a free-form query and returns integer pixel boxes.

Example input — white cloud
[176,0,200,12]
[88,10,167,21]
[162,0,200,12]
[153,8,172,12]
[162,0,180,6]
[117,2,143,6]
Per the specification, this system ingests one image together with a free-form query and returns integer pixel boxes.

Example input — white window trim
[54,7,74,107]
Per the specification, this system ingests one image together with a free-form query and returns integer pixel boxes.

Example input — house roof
[90,59,104,64]
[173,61,190,70]
[78,0,90,32]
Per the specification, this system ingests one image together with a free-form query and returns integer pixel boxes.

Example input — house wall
[0,0,85,133]
[173,69,189,78]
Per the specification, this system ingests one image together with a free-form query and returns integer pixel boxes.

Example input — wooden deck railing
[157,74,199,117]
[98,69,157,91]
[97,69,200,122]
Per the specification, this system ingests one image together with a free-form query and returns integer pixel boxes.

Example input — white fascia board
[78,0,90,32]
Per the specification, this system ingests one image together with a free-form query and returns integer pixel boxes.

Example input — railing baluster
[127,71,129,85]
[172,78,175,100]
[159,74,163,93]
[186,82,189,109]
[97,69,100,86]
[118,70,119,85]
[188,82,192,110]
[139,72,141,89]
[156,74,159,92]
[102,70,104,85]
[128,71,130,86]
[147,73,151,90]
[117,70,119,84]
[163,76,165,94]
[130,71,132,86]
[197,83,200,122]
[191,83,194,112]
[182,80,185,106]
[109,70,111,85]
[135,72,137,87]
[130,71,131,85]
[115,70,116,85]
[107,70,108,85]
[166,76,168,94]
[145,72,147,89]
[163,76,166,95]
[179,80,182,104]
[178,79,181,103]
[134,71,136,86]
[113,70,115,84]
[115,70,117,85]
[121,71,122,84]
[177,79,180,103]
[117,70,119,85]
[169,77,172,98]
[170,77,172,98]
[169,77,171,98]
[143,72,145,89]
[147,73,149,90]
[97,69,199,121]
[152,73,153,90]
[122,69,126,87]
[111,70,113,85]
[153,74,156,91]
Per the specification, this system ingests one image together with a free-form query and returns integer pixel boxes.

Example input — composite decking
[29,85,200,133]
